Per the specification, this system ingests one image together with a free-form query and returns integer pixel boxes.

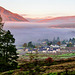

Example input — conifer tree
[0,15,18,71]
[0,30,18,71]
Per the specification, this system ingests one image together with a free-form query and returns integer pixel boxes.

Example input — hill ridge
[0,6,29,22]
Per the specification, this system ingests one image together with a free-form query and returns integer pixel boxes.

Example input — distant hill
[37,16,75,28]
[0,6,29,22]
[26,18,44,22]
[48,23,75,28]
[38,16,75,23]
[25,16,52,22]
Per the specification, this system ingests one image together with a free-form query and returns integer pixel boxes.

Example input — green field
[18,53,75,60]
[1,53,75,75]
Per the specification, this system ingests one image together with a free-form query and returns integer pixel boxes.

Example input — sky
[0,0,75,18]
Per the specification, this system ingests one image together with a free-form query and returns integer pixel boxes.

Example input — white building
[60,44,67,49]
[50,45,60,48]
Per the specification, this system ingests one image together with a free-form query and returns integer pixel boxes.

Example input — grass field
[0,52,75,75]
[1,57,75,75]
[18,53,75,60]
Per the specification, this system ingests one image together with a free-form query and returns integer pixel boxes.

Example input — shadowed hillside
[0,6,29,22]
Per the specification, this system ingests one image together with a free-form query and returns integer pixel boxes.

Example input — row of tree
[23,41,35,48]
[23,37,75,48]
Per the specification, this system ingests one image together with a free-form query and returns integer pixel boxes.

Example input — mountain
[38,16,75,23]
[26,16,52,22]
[26,18,44,22]
[0,6,29,22]
[37,16,75,28]
[48,23,75,28]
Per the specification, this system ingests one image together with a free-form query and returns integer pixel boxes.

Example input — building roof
[28,50,32,51]
[48,49,53,51]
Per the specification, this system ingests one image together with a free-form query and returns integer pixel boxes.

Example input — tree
[47,42,52,46]
[67,42,73,47]
[57,37,60,42]
[52,37,56,45]
[23,43,27,47]
[57,41,61,46]
[28,41,33,47]
[0,15,18,71]
[0,30,18,71]
[0,15,3,31]
[0,15,2,22]
[28,41,35,48]
[62,40,66,44]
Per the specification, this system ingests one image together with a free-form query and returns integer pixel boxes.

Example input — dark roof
[38,50,43,51]
[28,50,32,51]
[32,49,36,51]
[53,48,59,50]
[48,49,53,51]
[43,49,46,51]
[41,47,45,48]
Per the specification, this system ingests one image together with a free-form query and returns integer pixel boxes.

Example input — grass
[58,53,75,57]
[1,57,75,75]
[48,71,75,75]
[1,52,75,75]
[18,53,75,60]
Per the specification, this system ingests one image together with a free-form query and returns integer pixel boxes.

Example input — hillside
[0,57,75,75]
[0,6,29,22]
[48,23,75,28]
[38,16,75,23]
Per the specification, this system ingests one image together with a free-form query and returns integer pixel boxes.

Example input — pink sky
[0,0,75,18]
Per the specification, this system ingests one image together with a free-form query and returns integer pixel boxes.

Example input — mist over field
[4,22,50,28]
[3,22,75,46]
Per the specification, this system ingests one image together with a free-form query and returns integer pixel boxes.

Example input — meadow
[18,53,75,60]
[0,56,75,75]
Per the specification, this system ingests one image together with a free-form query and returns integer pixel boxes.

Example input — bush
[7,70,14,74]
[45,57,53,63]
[45,57,53,66]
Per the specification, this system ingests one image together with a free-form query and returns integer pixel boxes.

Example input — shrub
[45,57,53,65]
[17,65,20,69]
[7,70,14,74]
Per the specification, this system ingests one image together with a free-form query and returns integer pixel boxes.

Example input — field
[0,52,75,75]
[18,53,75,60]
[0,57,75,75]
